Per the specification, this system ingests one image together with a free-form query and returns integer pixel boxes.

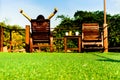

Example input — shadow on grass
[92,53,120,62]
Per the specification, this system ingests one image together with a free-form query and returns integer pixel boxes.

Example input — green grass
[0,52,120,80]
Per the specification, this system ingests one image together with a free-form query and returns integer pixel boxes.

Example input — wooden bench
[82,23,103,51]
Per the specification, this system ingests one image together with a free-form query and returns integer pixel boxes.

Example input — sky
[0,0,120,28]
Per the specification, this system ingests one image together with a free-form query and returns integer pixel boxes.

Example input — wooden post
[25,25,30,52]
[103,0,108,52]
[50,36,53,52]
[0,27,4,52]
[78,36,82,53]
[9,30,12,52]
[64,37,67,53]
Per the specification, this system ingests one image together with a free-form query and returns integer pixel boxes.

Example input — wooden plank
[66,48,79,50]
[82,23,100,41]
[84,47,104,50]
[31,20,50,44]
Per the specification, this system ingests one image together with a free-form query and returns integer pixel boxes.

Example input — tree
[108,14,120,47]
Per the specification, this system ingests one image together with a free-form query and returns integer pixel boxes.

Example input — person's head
[36,15,45,20]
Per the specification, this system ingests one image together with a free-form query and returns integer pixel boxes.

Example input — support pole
[103,0,108,52]
[25,25,30,52]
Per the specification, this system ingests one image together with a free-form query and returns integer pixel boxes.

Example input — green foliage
[53,10,120,51]
[12,31,25,49]
[0,21,25,50]
[53,39,64,52]
[0,52,120,80]
[53,11,110,52]
[108,14,120,47]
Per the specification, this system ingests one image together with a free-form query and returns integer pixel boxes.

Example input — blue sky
[0,0,120,28]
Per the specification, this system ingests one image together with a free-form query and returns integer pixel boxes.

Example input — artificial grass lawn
[0,52,120,80]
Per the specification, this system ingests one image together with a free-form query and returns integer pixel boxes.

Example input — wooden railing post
[50,36,53,52]
[0,26,4,52]
[25,25,30,52]
[9,30,12,52]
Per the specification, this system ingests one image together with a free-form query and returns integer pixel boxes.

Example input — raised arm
[47,8,58,20]
[20,9,32,21]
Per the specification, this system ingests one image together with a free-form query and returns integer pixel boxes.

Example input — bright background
[0,0,120,28]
